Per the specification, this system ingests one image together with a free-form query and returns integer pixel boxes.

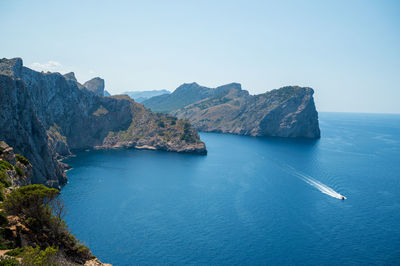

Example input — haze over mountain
[122,89,170,103]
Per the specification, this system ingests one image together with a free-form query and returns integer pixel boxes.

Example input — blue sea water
[61,113,400,265]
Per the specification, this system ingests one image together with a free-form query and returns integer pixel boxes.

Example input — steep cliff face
[0,58,206,187]
[0,71,65,186]
[168,83,320,138]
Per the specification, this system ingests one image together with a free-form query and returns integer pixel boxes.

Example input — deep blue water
[61,113,400,265]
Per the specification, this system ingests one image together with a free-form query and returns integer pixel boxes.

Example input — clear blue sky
[1,0,399,113]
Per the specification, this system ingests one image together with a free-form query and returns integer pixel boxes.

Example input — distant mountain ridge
[143,82,320,138]
[142,83,217,112]
[122,89,170,102]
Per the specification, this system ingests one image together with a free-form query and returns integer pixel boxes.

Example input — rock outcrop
[145,82,320,138]
[0,141,32,187]
[0,58,206,187]
[83,77,105,96]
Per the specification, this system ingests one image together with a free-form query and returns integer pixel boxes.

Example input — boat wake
[294,171,346,200]
[273,161,347,200]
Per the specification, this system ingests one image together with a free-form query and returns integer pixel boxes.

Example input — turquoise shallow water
[61,113,400,265]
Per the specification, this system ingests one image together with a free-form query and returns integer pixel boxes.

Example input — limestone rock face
[0,58,206,186]
[167,83,321,138]
[83,77,105,96]
[63,72,77,82]
[0,141,32,187]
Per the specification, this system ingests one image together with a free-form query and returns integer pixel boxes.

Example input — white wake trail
[297,173,346,200]
[275,161,346,200]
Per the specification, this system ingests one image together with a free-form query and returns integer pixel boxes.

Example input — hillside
[145,82,320,138]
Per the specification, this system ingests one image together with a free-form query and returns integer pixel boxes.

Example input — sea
[61,112,400,265]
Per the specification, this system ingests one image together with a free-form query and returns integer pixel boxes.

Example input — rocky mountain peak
[0,57,22,78]
[63,72,77,82]
[83,77,105,96]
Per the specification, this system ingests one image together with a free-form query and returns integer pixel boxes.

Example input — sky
[1,0,399,113]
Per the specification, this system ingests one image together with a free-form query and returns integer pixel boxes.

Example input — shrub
[13,166,24,177]
[4,185,59,226]
[0,161,12,171]
[0,256,19,266]
[3,185,92,262]
[20,246,58,265]
[75,244,91,258]
[0,171,11,188]
[0,228,16,250]
[0,213,8,227]
[15,155,29,166]
[4,247,25,257]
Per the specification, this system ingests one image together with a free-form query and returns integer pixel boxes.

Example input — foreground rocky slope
[145,82,320,138]
[0,58,206,187]
[0,142,109,265]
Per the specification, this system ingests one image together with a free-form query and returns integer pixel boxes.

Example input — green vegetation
[20,246,58,265]
[180,121,196,142]
[0,213,8,227]
[4,247,25,257]
[13,166,23,177]
[15,155,29,166]
[0,256,19,266]
[0,172,11,188]
[0,161,12,171]
[0,227,16,250]
[1,184,93,263]
[2,246,59,265]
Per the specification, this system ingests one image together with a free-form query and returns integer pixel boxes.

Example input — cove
[61,113,400,265]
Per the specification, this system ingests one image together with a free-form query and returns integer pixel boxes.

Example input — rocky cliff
[0,141,32,187]
[147,83,321,138]
[0,58,206,187]
[83,77,105,96]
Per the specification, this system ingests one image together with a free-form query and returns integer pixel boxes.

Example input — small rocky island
[0,58,207,187]
[143,82,321,138]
